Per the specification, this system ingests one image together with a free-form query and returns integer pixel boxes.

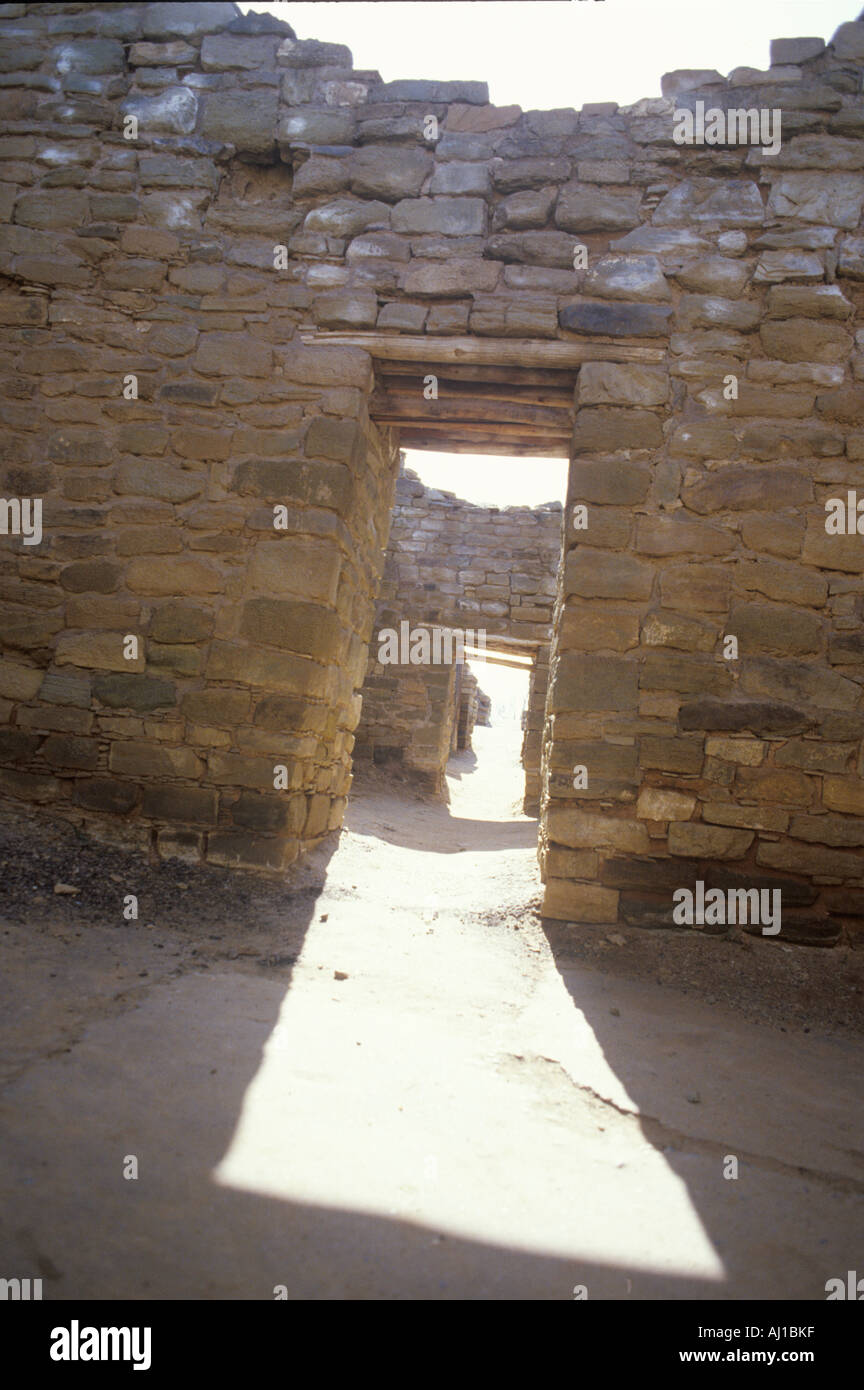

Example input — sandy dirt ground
[0,716,862,1300]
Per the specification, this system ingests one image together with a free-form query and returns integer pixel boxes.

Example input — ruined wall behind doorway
[354,467,561,801]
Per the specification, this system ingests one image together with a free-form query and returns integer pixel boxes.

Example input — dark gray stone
[277,38,353,69]
[678,700,814,735]
[277,106,356,150]
[349,145,433,201]
[304,198,390,237]
[143,3,238,40]
[121,87,198,136]
[490,156,569,192]
[369,79,488,104]
[226,11,295,36]
[486,231,577,268]
[93,673,176,710]
[392,196,486,236]
[559,300,672,336]
[200,90,279,158]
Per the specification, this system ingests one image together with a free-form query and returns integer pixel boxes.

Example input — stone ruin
[1,2,864,946]
[354,464,560,804]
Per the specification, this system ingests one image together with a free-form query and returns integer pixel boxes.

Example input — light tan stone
[636,787,696,821]
[542,879,619,923]
[667,823,754,858]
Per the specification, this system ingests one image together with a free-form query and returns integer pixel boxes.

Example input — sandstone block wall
[0,2,861,941]
[354,466,561,799]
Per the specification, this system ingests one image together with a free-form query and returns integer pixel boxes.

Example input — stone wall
[353,466,561,798]
[0,1,862,940]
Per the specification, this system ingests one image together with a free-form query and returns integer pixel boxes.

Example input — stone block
[401,258,499,296]
[771,37,824,65]
[376,302,427,331]
[741,657,859,713]
[682,465,812,515]
[92,673,176,710]
[823,776,864,816]
[549,653,638,712]
[736,765,813,805]
[642,651,731,696]
[568,458,650,505]
[247,538,340,605]
[572,407,663,452]
[303,198,390,237]
[125,556,222,596]
[577,364,669,409]
[73,777,140,815]
[556,184,641,233]
[640,734,704,775]
[674,257,752,297]
[231,790,304,833]
[141,784,218,823]
[659,564,730,613]
[557,606,640,652]
[546,805,650,854]
[560,300,672,337]
[110,740,202,779]
[277,38,351,68]
[278,106,356,150]
[767,171,864,229]
[120,87,198,136]
[757,839,861,879]
[679,699,812,736]
[350,145,433,200]
[653,179,765,227]
[637,787,696,821]
[0,658,43,701]
[635,516,729,556]
[492,187,556,230]
[760,317,853,364]
[193,332,272,377]
[542,879,619,923]
[233,458,353,515]
[801,517,864,575]
[730,601,823,656]
[565,549,653,601]
[733,558,827,608]
[585,254,670,303]
[55,631,143,674]
[703,803,789,832]
[667,822,753,859]
[207,828,292,871]
[143,3,238,39]
[200,90,278,158]
[391,197,486,236]
[788,813,864,849]
[14,190,88,229]
[641,610,717,652]
[470,293,557,338]
[446,103,521,133]
[239,596,343,663]
[200,34,278,70]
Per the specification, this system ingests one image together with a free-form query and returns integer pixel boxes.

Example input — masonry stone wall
[0,1,862,942]
[354,465,560,798]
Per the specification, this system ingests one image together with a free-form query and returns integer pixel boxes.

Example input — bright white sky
[245,0,859,506]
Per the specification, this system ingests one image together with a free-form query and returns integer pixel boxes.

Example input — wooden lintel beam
[387,418,569,439]
[371,395,571,429]
[301,331,666,366]
[465,649,535,670]
[378,379,574,407]
[396,431,570,457]
[378,362,581,387]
